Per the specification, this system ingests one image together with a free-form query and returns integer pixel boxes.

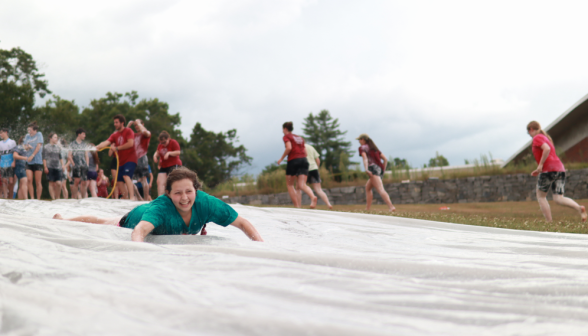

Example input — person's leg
[52,213,122,225]
[0,177,7,199]
[19,177,28,199]
[365,179,374,210]
[157,172,167,196]
[312,183,332,209]
[536,189,552,222]
[286,175,300,208]
[370,175,395,211]
[133,183,144,201]
[61,181,69,199]
[141,176,151,201]
[297,175,317,208]
[26,169,34,199]
[34,170,43,199]
[123,176,135,200]
[72,177,80,199]
[7,175,15,199]
[89,180,97,197]
[81,180,88,198]
[117,181,128,199]
[54,180,62,200]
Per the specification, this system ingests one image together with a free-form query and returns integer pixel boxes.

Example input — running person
[96,114,138,200]
[0,128,16,199]
[69,128,90,199]
[277,122,317,208]
[527,121,587,222]
[128,119,152,201]
[24,121,44,200]
[11,137,28,199]
[301,143,332,209]
[43,133,66,200]
[53,167,264,242]
[357,134,395,212]
[154,131,182,196]
[86,146,99,197]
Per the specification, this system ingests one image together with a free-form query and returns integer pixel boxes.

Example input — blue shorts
[15,166,27,180]
[117,162,137,182]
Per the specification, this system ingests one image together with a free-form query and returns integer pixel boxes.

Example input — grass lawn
[257,200,588,234]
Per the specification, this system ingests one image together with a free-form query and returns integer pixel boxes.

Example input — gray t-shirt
[24,132,44,164]
[43,144,64,169]
[88,153,97,172]
[70,140,88,167]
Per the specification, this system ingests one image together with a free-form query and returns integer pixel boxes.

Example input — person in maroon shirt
[96,114,138,200]
[357,133,395,212]
[154,131,182,196]
[277,122,317,208]
[128,119,152,201]
[527,121,586,222]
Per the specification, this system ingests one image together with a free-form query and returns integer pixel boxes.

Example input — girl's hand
[44,167,49,174]
[531,164,543,176]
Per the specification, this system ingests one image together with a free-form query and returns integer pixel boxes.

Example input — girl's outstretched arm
[230,216,264,242]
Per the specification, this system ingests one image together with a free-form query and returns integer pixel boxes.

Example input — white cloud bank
[2,0,588,173]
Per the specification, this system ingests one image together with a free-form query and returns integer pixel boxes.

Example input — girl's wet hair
[165,167,202,193]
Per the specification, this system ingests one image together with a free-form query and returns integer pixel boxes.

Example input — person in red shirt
[277,122,317,208]
[357,134,395,212]
[153,131,182,196]
[128,119,152,201]
[527,121,586,222]
[96,114,138,200]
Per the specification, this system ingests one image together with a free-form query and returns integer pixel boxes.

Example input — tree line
[0,47,250,190]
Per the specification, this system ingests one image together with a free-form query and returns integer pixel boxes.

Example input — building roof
[503,92,588,167]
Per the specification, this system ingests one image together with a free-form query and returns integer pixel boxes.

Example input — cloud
[2,0,588,174]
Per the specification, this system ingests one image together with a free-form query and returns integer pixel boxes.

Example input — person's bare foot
[390,207,396,213]
[328,204,333,210]
[310,196,318,209]
[53,213,63,220]
[581,206,587,222]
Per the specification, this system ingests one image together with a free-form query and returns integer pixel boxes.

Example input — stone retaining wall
[221,168,588,206]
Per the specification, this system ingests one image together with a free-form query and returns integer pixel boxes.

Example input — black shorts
[119,212,130,227]
[47,168,62,182]
[368,165,384,177]
[134,155,150,178]
[110,158,118,170]
[159,165,181,175]
[537,171,565,195]
[286,158,309,176]
[0,167,14,179]
[87,171,98,181]
[72,165,88,181]
[307,169,321,184]
[26,164,43,172]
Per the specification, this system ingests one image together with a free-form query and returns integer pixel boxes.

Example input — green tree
[389,157,409,169]
[260,163,286,175]
[0,47,51,132]
[428,152,449,167]
[302,109,353,174]
[35,95,81,138]
[183,123,252,188]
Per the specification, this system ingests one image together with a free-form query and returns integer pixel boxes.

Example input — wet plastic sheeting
[1,198,588,335]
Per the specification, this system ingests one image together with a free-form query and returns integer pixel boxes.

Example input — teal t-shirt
[122,191,238,235]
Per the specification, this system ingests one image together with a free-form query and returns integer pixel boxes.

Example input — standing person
[24,121,44,199]
[0,128,17,199]
[97,169,110,198]
[69,128,90,199]
[357,134,395,212]
[527,121,587,222]
[96,115,137,200]
[86,145,99,197]
[300,143,332,209]
[43,133,66,200]
[154,131,182,196]
[277,122,317,208]
[128,119,152,201]
[59,139,71,199]
[11,137,28,199]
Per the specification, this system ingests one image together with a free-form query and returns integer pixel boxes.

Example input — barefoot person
[357,134,395,212]
[70,128,90,199]
[299,143,332,209]
[277,122,317,208]
[53,167,264,242]
[527,121,587,222]
[0,128,16,199]
[96,114,137,200]
[128,119,152,201]
[43,133,66,200]
[86,145,99,197]
[24,121,44,199]
[154,131,182,196]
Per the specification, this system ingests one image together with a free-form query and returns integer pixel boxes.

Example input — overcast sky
[3,0,588,174]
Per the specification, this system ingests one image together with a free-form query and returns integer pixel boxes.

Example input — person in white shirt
[299,144,332,209]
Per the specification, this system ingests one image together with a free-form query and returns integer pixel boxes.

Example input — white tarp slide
[1,198,588,336]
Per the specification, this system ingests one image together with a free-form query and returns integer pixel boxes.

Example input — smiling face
[27,127,37,136]
[113,119,124,131]
[527,128,539,137]
[166,178,196,214]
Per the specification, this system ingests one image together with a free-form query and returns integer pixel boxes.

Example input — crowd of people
[0,115,184,201]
